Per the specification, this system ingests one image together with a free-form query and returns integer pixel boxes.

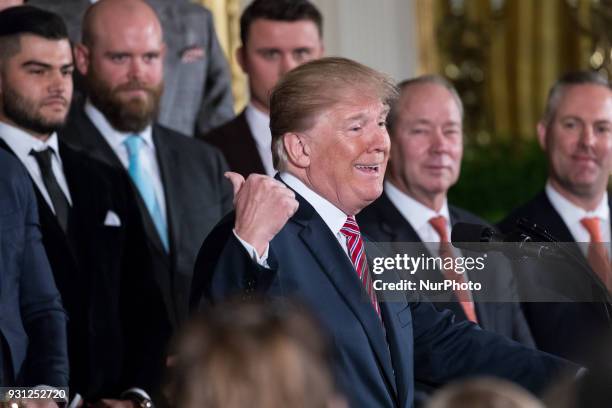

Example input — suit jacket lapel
[0,139,78,285]
[448,206,484,320]
[374,194,421,243]
[288,190,397,397]
[235,111,266,175]
[531,192,576,243]
[152,127,179,258]
[63,108,124,170]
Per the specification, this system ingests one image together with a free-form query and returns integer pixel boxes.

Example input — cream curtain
[416,0,591,140]
[195,0,248,112]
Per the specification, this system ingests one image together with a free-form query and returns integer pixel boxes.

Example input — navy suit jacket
[0,150,68,386]
[357,192,535,347]
[191,185,572,408]
[498,190,612,365]
[0,139,171,399]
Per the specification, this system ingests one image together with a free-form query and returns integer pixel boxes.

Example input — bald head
[82,0,162,47]
[75,0,165,132]
[0,0,23,12]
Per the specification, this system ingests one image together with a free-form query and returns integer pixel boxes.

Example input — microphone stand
[514,217,612,321]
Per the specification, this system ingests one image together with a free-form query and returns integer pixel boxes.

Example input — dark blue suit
[498,191,612,366]
[0,149,68,386]
[191,185,573,408]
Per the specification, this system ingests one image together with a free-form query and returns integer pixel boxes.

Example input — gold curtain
[195,0,248,112]
[416,0,591,141]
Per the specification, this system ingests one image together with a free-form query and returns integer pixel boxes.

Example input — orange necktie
[580,217,611,291]
[429,215,478,323]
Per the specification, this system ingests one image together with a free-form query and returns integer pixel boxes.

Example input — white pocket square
[103,210,121,227]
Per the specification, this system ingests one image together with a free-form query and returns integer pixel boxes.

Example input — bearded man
[61,0,233,327]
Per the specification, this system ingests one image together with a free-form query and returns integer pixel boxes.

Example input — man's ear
[536,121,548,151]
[284,132,311,168]
[236,45,248,74]
[74,43,90,76]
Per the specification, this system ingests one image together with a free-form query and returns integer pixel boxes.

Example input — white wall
[239,0,420,82]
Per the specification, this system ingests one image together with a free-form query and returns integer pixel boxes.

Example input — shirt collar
[0,121,61,162]
[245,103,271,144]
[545,181,609,224]
[84,100,153,149]
[384,180,451,229]
[279,171,348,236]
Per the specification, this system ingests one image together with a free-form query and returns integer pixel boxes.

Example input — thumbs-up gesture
[226,172,298,257]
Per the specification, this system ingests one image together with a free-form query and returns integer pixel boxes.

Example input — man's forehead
[94,25,162,51]
[555,84,612,117]
[248,18,320,44]
[324,98,388,120]
[13,34,72,60]
[399,86,460,118]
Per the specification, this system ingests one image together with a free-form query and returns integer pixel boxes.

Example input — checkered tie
[340,216,381,318]
[429,215,478,323]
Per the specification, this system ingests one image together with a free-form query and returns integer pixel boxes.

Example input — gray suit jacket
[29,0,235,136]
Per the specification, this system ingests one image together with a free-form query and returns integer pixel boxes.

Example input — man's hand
[226,172,298,256]
[90,399,137,408]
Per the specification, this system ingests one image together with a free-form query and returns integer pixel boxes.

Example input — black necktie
[30,148,70,231]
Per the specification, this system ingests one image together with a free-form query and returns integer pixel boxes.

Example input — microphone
[450,222,564,260]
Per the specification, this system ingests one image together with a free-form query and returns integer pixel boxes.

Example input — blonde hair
[269,57,397,171]
[165,298,339,408]
[426,377,545,408]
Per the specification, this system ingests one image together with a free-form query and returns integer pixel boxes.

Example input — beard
[2,85,68,135]
[86,71,163,133]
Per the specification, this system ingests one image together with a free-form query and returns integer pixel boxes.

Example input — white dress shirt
[236,172,352,265]
[84,101,167,226]
[0,122,72,213]
[384,180,455,248]
[545,182,611,256]
[244,103,275,177]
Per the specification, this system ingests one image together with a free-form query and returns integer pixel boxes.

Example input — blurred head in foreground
[426,377,545,408]
[165,298,346,408]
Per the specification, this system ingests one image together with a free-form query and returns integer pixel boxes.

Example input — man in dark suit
[202,0,324,177]
[0,149,68,391]
[63,0,232,326]
[358,76,534,346]
[28,0,234,137]
[499,71,612,365]
[0,6,170,406]
[191,57,574,408]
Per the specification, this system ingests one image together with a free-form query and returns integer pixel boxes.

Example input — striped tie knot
[340,216,366,279]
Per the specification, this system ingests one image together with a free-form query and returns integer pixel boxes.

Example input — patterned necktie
[30,148,70,232]
[580,217,611,290]
[124,135,169,251]
[340,216,381,318]
[429,215,478,323]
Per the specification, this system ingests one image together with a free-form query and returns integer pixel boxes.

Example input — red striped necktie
[340,215,381,318]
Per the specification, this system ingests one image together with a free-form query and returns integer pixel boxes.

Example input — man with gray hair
[500,71,612,365]
[191,57,574,408]
[358,75,534,345]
